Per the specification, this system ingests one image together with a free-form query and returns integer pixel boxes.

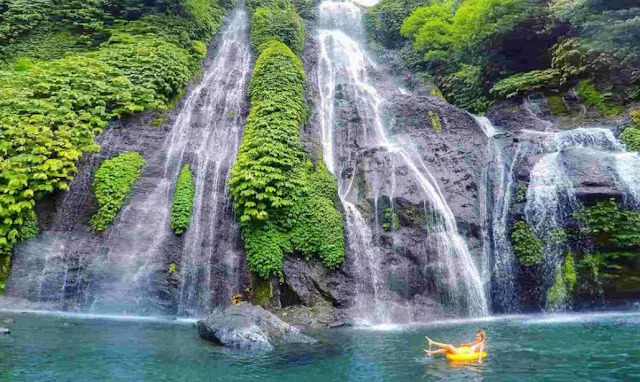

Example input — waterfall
[476,116,521,312]
[316,0,488,322]
[5,7,252,316]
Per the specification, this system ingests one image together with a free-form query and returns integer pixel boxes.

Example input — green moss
[515,184,527,203]
[168,263,176,274]
[547,95,568,116]
[430,87,446,101]
[563,252,577,292]
[170,164,195,235]
[90,152,145,232]
[511,221,544,266]
[546,265,569,311]
[0,253,11,293]
[151,116,166,127]
[428,110,442,135]
[254,277,273,307]
[382,206,400,232]
[577,81,623,116]
[632,109,640,126]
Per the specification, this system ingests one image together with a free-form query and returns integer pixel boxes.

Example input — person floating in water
[423,330,487,364]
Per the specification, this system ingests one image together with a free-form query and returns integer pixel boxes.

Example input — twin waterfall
[14,1,638,322]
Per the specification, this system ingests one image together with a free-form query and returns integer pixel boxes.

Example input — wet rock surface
[197,304,316,350]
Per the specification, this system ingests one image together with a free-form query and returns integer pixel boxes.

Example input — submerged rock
[197,304,316,351]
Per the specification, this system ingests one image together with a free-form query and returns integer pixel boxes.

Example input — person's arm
[477,342,485,364]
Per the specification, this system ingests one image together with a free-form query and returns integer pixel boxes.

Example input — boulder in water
[197,303,316,351]
[0,327,9,335]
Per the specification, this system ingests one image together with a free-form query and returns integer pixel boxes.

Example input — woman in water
[424,330,486,363]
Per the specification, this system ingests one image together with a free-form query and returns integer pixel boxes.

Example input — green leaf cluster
[490,69,563,99]
[170,164,195,235]
[382,206,400,232]
[230,5,345,278]
[511,220,544,266]
[621,109,640,151]
[90,152,145,232]
[250,3,305,54]
[573,199,640,248]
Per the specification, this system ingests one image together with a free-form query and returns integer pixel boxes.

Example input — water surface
[1,311,639,381]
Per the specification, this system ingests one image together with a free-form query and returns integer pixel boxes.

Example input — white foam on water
[0,308,201,325]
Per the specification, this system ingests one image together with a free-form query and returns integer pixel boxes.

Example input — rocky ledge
[197,303,316,351]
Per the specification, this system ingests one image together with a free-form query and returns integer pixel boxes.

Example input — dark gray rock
[282,256,354,308]
[563,148,623,204]
[197,304,316,351]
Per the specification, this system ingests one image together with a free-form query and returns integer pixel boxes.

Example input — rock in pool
[0,327,9,335]
[197,303,316,351]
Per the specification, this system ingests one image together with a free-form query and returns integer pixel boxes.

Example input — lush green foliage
[229,40,307,224]
[573,200,640,249]
[364,0,430,49]
[231,5,345,278]
[90,152,145,232]
[620,127,640,152]
[511,221,544,266]
[0,0,229,278]
[367,0,639,112]
[490,70,563,99]
[250,4,305,54]
[170,164,195,235]
[576,81,623,116]
[622,110,640,151]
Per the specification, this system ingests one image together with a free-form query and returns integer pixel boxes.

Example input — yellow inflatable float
[445,346,487,362]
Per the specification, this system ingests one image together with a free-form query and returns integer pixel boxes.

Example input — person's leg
[425,337,457,354]
[424,349,447,355]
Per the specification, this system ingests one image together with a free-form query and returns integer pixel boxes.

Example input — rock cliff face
[269,33,490,324]
[485,96,640,312]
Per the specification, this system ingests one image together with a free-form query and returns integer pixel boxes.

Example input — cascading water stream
[5,7,251,317]
[316,0,488,321]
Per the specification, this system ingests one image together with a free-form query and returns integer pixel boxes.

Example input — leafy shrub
[230,11,345,278]
[547,95,568,116]
[90,152,145,232]
[511,221,544,266]
[229,40,307,224]
[620,127,640,152]
[442,64,490,113]
[250,5,305,54]
[573,199,640,248]
[490,69,563,99]
[171,164,195,235]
